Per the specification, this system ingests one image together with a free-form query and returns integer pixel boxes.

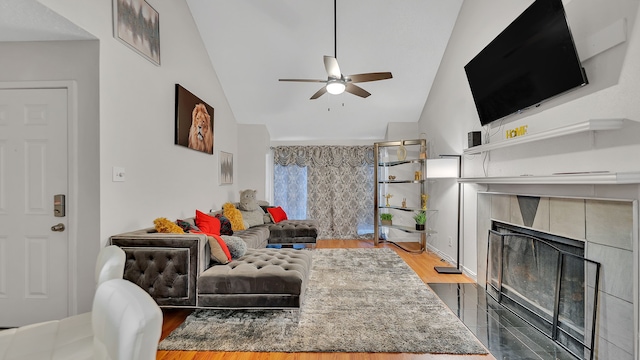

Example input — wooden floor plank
[157,239,494,360]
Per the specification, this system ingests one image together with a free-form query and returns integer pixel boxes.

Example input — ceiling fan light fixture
[326,80,346,95]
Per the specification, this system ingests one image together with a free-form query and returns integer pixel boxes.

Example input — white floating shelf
[459,172,640,185]
[464,119,624,155]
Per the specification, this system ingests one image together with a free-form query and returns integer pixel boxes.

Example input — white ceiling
[186,0,463,142]
[0,0,93,41]
[1,0,463,142]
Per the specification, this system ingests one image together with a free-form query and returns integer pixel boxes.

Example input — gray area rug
[158,248,488,354]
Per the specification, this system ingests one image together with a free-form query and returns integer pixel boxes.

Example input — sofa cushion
[207,235,231,264]
[195,210,221,235]
[197,248,313,306]
[268,220,319,244]
[176,219,200,233]
[223,203,246,231]
[233,225,270,249]
[266,206,288,223]
[214,214,234,235]
[153,217,185,234]
[221,235,247,259]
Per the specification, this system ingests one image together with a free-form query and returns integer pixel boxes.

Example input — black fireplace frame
[486,226,601,360]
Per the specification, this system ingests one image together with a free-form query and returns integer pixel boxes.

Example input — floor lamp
[432,154,463,274]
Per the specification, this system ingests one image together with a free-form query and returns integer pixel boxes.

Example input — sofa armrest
[109,230,209,308]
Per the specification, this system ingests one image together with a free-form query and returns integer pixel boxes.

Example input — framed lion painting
[175,84,214,155]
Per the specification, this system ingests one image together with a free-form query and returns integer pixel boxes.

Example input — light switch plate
[112,167,125,182]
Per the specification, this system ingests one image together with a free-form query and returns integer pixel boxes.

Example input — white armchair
[91,279,162,360]
[0,246,161,360]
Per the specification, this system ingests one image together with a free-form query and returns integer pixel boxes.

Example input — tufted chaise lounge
[198,248,312,308]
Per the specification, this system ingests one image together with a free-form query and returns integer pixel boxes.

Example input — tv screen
[464,0,588,126]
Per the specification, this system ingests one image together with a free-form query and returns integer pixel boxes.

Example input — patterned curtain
[273,164,307,220]
[272,146,375,239]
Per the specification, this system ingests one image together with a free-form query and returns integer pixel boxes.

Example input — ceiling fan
[278,0,393,100]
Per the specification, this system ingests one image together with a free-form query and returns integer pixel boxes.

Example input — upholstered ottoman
[197,248,313,308]
[268,219,319,245]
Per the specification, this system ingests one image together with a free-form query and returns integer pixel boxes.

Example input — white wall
[419,0,640,276]
[12,0,242,311]
[0,40,100,313]
[39,0,240,239]
[237,124,271,201]
[385,122,420,141]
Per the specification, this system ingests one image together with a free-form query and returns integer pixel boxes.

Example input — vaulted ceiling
[2,0,463,142]
[0,0,93,41]
[186,0,463,141]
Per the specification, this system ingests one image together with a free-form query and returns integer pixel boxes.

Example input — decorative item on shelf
[413,210,426,230]
[419,133,427,159]
[384,193,393,207]
[380,213,393,226]
[396,143,407,161]
[388,175,396,180]
[421,194,429,210]
[414,171,422,181]
[401,198,407,208]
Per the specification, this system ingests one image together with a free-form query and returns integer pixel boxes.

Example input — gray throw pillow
[221,235,247,259]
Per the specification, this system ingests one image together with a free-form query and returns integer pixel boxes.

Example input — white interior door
[0,88,69,327]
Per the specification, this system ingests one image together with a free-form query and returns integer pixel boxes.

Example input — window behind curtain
[273,164,307,220]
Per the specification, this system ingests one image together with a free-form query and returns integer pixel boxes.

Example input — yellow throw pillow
[153,217,185,234]
[222,202,245,231]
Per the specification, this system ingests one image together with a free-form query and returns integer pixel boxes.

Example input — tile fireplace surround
[476,192,636,360]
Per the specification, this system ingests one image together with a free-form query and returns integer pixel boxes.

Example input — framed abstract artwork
[219,151,233,185]
[174,84,214,155]
[113,0,160,66]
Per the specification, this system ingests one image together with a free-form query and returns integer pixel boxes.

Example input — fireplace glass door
[486,223,600,360]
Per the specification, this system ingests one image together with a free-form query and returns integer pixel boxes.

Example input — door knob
[51,223,65,232]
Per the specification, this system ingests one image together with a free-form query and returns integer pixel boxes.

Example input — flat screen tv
[464,0,588,126]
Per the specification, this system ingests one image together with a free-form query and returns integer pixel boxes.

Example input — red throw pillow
[267,206,288,223]
[195,210,221,236]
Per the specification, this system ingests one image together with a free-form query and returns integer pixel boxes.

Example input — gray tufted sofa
[109,211,317,309]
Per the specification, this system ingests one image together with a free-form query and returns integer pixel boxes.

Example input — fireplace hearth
[487,221,600,360]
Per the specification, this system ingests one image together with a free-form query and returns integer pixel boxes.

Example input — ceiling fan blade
[310,86,328,100]
[345,83,371,98]
[323,56,342,79]
[348,72,393,83]
[279,79,326,83]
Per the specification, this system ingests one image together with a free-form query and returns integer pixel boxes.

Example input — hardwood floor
[156,239,495,360]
